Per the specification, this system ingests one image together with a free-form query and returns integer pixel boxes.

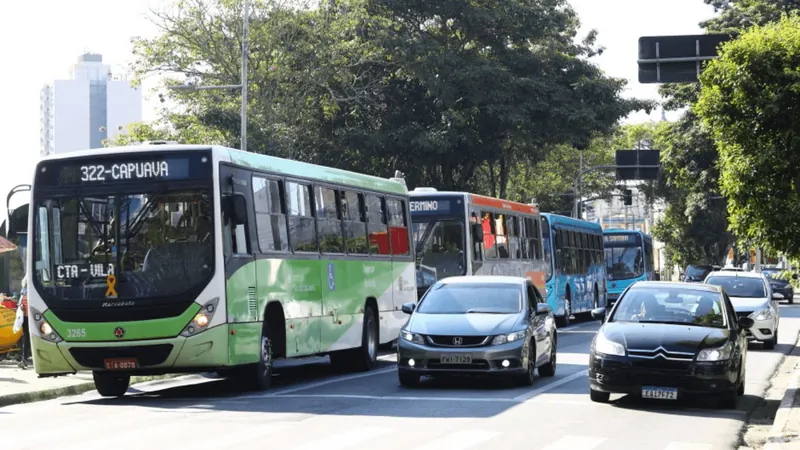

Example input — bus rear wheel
[93,371,130,397]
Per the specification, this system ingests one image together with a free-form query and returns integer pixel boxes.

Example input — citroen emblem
[452,337,463,345]
[114,327,125,339]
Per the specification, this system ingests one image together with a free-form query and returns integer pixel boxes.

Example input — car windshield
[412,220,466,288]
[705,276,766,298]
[33,189,214,301]
[417,283,522,314]
[761,269,781,279]
[686,265,713,280]
[604,233,643,281]
[609,287,726,328]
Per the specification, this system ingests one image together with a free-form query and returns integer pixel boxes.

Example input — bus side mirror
[471,223,484,242]
[224,195,248,225]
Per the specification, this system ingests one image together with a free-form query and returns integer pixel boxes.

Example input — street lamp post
[168,0,249,151]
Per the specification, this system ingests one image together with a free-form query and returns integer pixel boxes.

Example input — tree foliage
[110,0,649,192]
[696,15,800,257]
[647,0,800,267]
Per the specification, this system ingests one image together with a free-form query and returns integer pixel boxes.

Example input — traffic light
[623,189,633,206]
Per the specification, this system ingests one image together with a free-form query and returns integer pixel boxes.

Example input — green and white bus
[27,143,415,396]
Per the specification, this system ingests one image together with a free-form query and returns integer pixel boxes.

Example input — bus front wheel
[556,294,571,328]
[93,371,130,397]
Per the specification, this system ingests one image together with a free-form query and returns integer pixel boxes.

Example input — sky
[0,0,716,219]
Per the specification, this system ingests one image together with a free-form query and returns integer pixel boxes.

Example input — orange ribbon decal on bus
[105,274,118,298]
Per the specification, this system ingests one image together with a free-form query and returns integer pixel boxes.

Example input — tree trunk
[498,155,508,199]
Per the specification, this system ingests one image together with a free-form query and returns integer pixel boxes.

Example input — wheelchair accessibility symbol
[328,263,336,291]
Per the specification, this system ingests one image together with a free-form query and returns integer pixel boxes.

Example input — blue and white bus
[540,214,607,327]
[603,228,656,305]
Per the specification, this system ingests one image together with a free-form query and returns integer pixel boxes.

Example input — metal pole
[240,0,249,151]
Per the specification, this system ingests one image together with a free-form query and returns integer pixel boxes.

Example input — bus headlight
[30,307,62,343]
[180,297,219,337]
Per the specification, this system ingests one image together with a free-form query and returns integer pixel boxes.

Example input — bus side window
[387,198,410,256]
[342,190,368,255]
[285,181,318,253]
[222,194,250,256]
[252,176,288,253]
[365,194,389,255]
[315,186,344,253]
[482,211,497,259]
[470,208,483,262]
[495,214,509,259]
[507,216,520,259]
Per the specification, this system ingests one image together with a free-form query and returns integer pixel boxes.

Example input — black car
[396,275,557,387]
[588,281,753,408]
[761,268,795,304]
[683,264,719,283]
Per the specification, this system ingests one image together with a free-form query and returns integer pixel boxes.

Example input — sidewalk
[0,359,183,407]
[0,359,96,407]
[762,322,800,450]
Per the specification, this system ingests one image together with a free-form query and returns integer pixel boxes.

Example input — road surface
[6,304,800,450]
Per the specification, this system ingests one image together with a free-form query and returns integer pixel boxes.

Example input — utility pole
[168,0,250,151]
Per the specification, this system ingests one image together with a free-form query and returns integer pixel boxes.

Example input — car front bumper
[745,316,777,342]
[588,352,738,396]
[397,338,527,377]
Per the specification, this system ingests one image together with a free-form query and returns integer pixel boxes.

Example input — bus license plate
[641,386,678,400]
[441,355,472,364]
[104,358,138,370]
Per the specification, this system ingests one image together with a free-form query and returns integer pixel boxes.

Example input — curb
[764,331,800,450]
[0,373,183,408]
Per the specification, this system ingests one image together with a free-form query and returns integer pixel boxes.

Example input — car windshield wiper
[465,309,508,314]
[641,320,702,326]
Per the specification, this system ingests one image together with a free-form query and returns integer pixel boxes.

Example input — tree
[114,0,650,191]
[696,15,800,257]
[649,0,800,267]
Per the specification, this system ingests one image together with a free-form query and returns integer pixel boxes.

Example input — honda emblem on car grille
[452,337,463,345]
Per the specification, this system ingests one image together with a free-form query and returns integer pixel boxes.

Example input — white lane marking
[662,443,713,450]
[192,422,297,450]
[413,430,501,450]
[540,435,607,450]
[259,393,519,403]
[512,369,588,401]
[237,367,396,398]
[288,426,392,450]
[556,352,590,366]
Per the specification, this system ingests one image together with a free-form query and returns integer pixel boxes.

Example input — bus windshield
[604,233,643,281]
[33,189,214,301]
[412,219,466,288]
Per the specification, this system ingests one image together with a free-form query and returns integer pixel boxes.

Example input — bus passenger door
[220,168,259,365]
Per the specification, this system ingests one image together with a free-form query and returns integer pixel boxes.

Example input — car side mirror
[535,303,551,316]
[401,302,416,315]
[591,307,607,321]
[772,292,784,300]
[471,223,484,242]
[738,316,755,329]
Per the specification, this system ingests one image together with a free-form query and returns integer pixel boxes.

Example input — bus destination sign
[604,233,640,244]
[409,199,452,215]
[37,152,211,187]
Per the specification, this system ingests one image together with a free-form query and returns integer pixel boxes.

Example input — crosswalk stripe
[413,430,501,450]
[287,426,392,450]
[663,443,713,450]
[540,435,607,450]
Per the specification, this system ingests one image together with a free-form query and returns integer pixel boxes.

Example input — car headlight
[401,330,425,345]
[752,307,774,321]
[696,341,733,362]
[594,333,625,356]
[492,330,526,345]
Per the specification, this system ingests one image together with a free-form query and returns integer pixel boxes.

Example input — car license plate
[641,386,678,400]
[104,358,138,370]
[440,355,472,364]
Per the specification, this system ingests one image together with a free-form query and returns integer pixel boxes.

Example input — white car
[703,271,781,349]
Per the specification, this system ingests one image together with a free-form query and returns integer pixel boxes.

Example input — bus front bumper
[31,324,231,376]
